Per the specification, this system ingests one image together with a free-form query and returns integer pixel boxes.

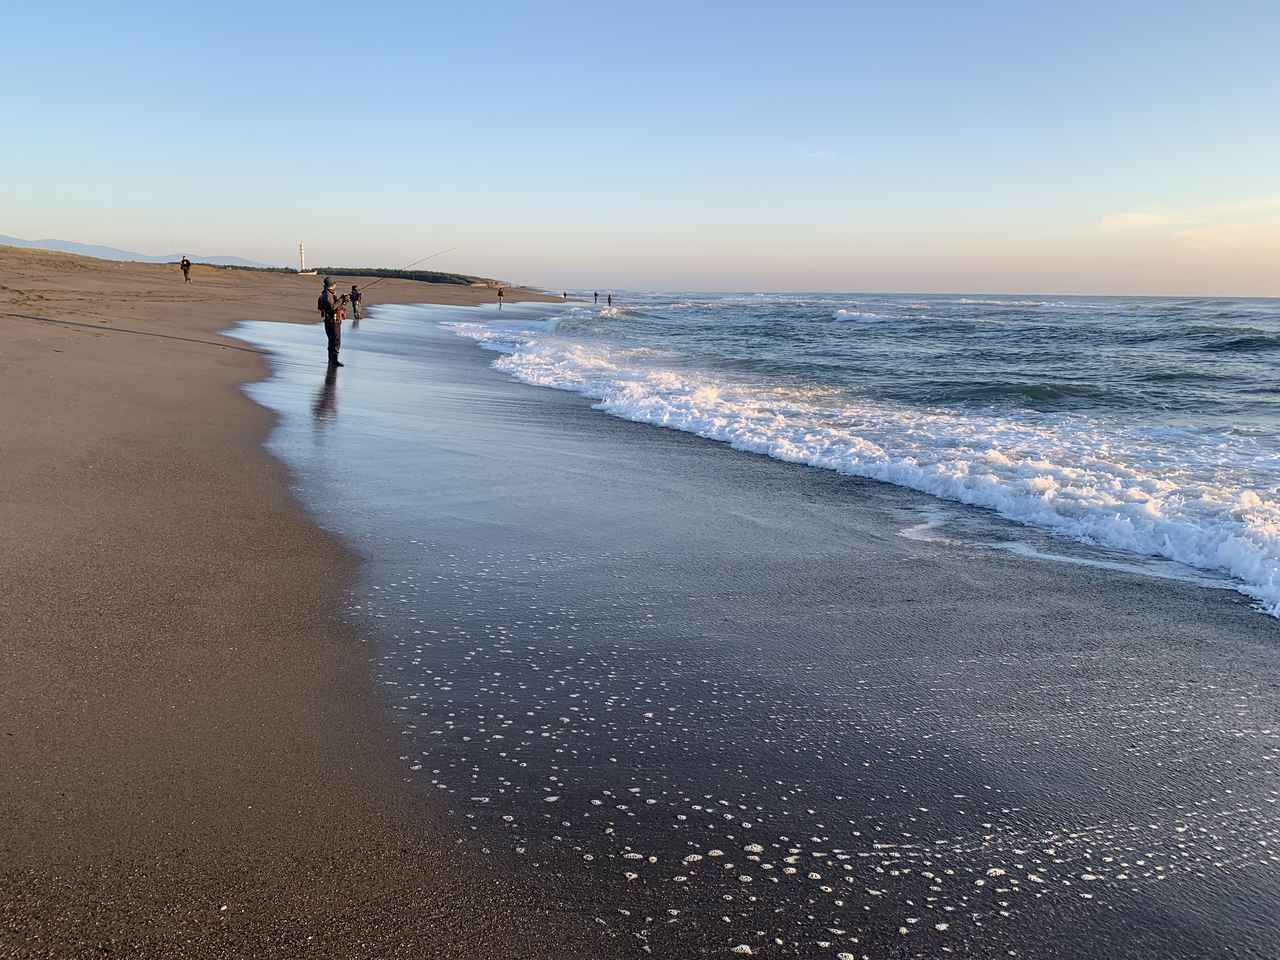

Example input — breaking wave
[445,316,1280,616]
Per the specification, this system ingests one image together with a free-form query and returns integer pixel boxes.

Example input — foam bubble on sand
[445,320,1280,616]
[353,552,1280,958]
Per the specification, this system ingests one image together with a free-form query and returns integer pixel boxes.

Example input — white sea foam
[994,542,1236,590]
[443,318,1280,615]
[945,297,1109,310]
[952,297,1053,307]
[898,508,954,544]
[833,308,888,321]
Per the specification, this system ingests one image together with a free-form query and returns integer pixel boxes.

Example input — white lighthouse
[297,242,316,276]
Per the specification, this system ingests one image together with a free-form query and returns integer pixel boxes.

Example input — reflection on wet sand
[312,366,338,423]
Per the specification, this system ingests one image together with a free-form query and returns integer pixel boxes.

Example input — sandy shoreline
[0,246,591,957]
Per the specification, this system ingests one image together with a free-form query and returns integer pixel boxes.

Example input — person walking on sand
[180,256,191,283]
[350,284,363,321]
[317,276,346,367]
[497,286,504,310]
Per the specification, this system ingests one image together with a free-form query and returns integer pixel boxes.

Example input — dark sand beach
[0,248,594,957]
[231,304,1280,958]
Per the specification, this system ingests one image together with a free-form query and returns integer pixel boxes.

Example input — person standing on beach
[179,257,191,283]
[317,277,345,367]
[497,286,504,310]
[350,284,363,321]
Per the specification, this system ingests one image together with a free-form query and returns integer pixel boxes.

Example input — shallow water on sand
[235,308,1280,959]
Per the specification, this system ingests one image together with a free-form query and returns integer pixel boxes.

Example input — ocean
[446,292,1280,616]
[234,295,1280,959]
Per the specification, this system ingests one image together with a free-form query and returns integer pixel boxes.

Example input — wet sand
[236,304,1280,959]
[0,247,595,957]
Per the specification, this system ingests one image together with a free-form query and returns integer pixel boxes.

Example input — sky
[5,1,1279,294]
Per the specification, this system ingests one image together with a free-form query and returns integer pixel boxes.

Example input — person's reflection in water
[312,365,339,423]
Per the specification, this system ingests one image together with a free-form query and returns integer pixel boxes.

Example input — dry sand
[0,247,590,958]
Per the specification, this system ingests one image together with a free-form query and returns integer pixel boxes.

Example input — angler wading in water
[309,248,455,365]
[317,277,348,367]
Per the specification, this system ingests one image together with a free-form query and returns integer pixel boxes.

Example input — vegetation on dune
[312,267,495,286]
[198,263,497,286]
[196,263,297,273]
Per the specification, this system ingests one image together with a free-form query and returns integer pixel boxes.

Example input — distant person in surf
[563,292,568,300]
[497,286,504,310]
[350,284,362,321]
[607,293,613,308]
[317,276,346,367]
[179,257,191,283]
[594,291,598,304]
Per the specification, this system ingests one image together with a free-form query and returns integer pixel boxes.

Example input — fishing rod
[350,246,459,293]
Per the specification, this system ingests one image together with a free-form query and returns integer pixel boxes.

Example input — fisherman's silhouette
[313,365,339,423]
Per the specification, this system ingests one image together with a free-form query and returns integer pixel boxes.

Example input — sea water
[234,303,1280,959]
[443,292,1280,616]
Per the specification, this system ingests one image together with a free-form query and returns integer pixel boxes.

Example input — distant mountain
[0,234,276,269]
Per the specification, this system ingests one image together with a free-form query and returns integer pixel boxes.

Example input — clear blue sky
[5,1,1278,293]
